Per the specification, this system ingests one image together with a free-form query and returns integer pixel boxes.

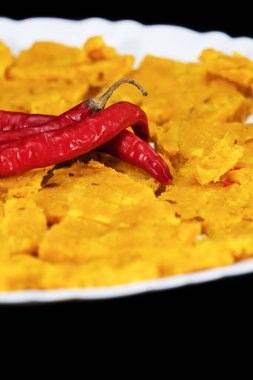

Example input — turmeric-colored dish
[1,36,253,291]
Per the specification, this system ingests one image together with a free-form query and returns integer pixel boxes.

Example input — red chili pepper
[101,130,173,185]
[0,78,149,143]
[0,103,91,144]
[0,110,52,131]
[0,102,148,177]
[0,79,173,184]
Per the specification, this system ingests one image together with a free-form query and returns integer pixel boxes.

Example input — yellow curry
[0,37,253,290]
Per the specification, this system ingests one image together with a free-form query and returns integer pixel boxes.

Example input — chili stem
[86,78,148,112]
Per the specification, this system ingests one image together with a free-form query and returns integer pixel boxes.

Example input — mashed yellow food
[0,37,253,290]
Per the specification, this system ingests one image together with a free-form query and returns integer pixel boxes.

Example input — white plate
[0,17,253,304]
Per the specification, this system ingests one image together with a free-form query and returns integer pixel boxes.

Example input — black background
[1,4,253,318]
[1,2,253,37]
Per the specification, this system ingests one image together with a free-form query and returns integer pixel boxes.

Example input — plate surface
[0,17,253,303]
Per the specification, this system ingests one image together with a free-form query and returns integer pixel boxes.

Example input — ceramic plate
[0,17,253,303]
